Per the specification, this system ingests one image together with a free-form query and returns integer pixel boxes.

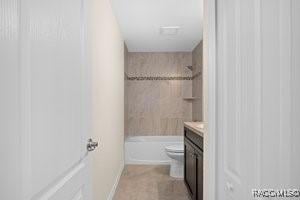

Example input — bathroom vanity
[184,122,204,200]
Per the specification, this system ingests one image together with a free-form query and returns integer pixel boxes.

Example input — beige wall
[124,44,129,138]
[192,41,203,121]
[126,52,193,136]
[87,0,124,199]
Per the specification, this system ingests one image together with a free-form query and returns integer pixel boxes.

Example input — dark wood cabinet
[195,148,203,200]
[184,140,197,199]
[184,127,203,200]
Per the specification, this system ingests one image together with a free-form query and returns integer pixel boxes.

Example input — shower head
[186,65,193,71]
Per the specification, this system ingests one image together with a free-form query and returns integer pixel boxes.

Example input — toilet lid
[165,145,184,153]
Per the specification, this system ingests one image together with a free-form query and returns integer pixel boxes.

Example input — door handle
[87,138,98,152]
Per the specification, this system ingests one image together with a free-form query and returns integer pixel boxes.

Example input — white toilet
[165,144,184,178]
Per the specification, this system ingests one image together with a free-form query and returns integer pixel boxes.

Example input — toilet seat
[165,145,184,153]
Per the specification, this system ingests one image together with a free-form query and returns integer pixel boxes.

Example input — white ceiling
[111,0,203,52]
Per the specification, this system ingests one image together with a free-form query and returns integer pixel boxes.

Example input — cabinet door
[184,140,197,199]
[196,149,203,200]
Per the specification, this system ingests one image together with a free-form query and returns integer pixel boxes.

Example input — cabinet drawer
[184,127,203,151]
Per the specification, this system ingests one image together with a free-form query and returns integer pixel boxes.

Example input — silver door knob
[87,138,98,152]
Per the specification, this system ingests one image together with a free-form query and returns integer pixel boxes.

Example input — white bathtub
[125,136,183,165]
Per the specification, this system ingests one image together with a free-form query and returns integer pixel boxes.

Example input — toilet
[165,144,184,178]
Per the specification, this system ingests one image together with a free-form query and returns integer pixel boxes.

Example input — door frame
[203,0,217,200]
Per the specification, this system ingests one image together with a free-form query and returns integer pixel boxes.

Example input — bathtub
[125,136,183,165]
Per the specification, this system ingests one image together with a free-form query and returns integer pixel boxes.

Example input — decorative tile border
[127,76,193,81]
[192,72,201,79]
[125,72,201,81]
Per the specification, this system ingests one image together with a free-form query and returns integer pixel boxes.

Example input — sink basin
[196,123,204,129]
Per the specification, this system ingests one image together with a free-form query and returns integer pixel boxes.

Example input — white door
[0,0,93,199]
[216,0,300,199]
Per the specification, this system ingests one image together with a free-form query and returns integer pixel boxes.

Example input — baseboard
[107,163,124,200]
[125,159,171,165]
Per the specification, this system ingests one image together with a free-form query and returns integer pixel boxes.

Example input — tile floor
[113,165,191,200]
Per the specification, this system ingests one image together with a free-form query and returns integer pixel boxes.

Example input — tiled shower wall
[126,52,193,136]
[192,41,203,121]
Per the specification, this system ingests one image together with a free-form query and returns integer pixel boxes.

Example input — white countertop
[184,122,205,137]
